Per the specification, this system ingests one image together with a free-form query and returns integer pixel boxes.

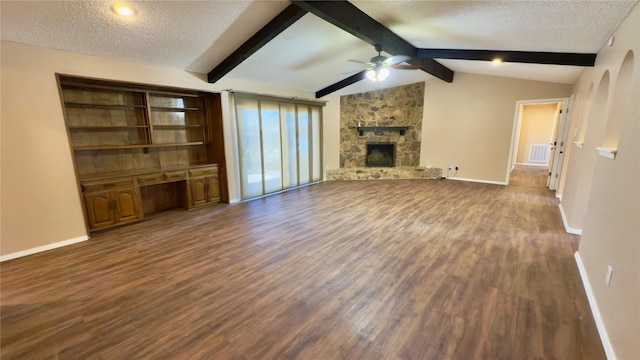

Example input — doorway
[508,98,570,192]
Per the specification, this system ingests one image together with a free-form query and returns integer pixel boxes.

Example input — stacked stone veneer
[340,82,425,168]
[327,166,442,180]
[330,82,441,180]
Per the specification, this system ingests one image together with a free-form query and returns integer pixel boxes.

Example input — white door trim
[506,97,570,185]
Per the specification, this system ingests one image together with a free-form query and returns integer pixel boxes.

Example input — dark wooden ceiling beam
[207,4,307,83]
[417,49,597,66]
[292,0,454,96]
[316,70,367,98]
[291,0,416,58]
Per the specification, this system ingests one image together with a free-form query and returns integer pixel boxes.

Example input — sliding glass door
[235,94,323,200]
[281,103,298,189]
[261,102,283,194]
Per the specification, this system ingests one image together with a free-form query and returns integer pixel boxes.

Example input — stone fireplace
[338,82,424,168]
[327,81,442,181]
[366,143,395,167]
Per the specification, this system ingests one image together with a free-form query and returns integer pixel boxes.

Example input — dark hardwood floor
[1,177,604,359]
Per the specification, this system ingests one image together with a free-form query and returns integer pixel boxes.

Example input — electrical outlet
[605,265,613,287]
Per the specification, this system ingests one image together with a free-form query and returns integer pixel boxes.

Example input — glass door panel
[236,98,263,199]
[311,106,322,182]
[261,102,283,194]
[297,105,310,185]
[281,103,298,188]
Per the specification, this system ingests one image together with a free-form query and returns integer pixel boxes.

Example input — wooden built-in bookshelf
[58,75,228,231]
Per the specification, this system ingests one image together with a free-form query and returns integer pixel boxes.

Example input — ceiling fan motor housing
[371,54,387,65]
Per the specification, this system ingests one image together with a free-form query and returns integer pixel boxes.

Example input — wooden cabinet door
[206,175,220,202]
[113,188,142,223]
[190,178,208,207]
[84,191,116,229]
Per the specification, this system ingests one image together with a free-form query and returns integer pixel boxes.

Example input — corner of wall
[559,202,583,235]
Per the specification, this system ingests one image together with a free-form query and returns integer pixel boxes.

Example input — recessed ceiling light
[492,58,503,64]
[113,5,134,17]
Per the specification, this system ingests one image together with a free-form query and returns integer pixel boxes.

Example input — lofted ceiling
[1,1,637,97]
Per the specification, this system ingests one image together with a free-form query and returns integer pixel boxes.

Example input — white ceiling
[1,1,637,96]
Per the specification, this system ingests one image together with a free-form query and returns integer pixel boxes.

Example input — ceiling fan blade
[391,64,419,70]
[348,59,368,64]
[384,55,412,65]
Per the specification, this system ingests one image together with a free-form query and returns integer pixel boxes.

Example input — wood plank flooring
[509,165,549,188]
[1,176,604,359]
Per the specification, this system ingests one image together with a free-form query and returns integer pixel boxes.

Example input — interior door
[546,104,561,187]
[549,99,571,190]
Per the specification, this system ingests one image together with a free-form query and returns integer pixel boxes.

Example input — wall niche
[339,82,425,168]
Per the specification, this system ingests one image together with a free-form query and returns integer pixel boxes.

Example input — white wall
[319,94,341,177]
[560,3,639,358]
[420,73,571,184]
[0,40,315,257]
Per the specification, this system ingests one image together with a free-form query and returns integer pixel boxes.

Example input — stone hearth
[327,167,442,180]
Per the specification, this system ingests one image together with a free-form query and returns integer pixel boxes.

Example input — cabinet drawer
[189,166,218,178]
[163,170,187,182]
[82,177,133,191]
[136,173,165,186]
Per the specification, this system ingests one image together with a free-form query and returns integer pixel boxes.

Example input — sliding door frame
[233,92,324,201]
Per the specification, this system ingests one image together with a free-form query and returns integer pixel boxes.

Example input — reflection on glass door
[235,95,323,200]
[281,103,298,188]
[236,98,263,199]
[297,105,310,185]
[311,106,322,182]
[261,102,282,194]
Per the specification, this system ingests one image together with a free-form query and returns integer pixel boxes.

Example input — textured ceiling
[1,1,638,96]
[0,0,289,72]
[354,1,636,52]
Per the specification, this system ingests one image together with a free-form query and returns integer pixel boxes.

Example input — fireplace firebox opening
[366,143,396,167]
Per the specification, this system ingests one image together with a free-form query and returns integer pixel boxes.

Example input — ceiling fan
[350,45,418,82]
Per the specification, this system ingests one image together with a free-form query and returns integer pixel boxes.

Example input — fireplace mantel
[357,125,409,136]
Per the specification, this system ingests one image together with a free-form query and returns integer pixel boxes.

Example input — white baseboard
[0,235,89,262]
[558,203,582,235]
[556,193,563,201]
[447,177,508,186]
[574,252,617,360]
[515,162,548,167]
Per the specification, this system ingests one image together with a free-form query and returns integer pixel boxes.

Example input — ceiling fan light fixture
[113,4,134,17]
[378,67,390,81]
[366,67,389,82]
[366,68,378,81]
